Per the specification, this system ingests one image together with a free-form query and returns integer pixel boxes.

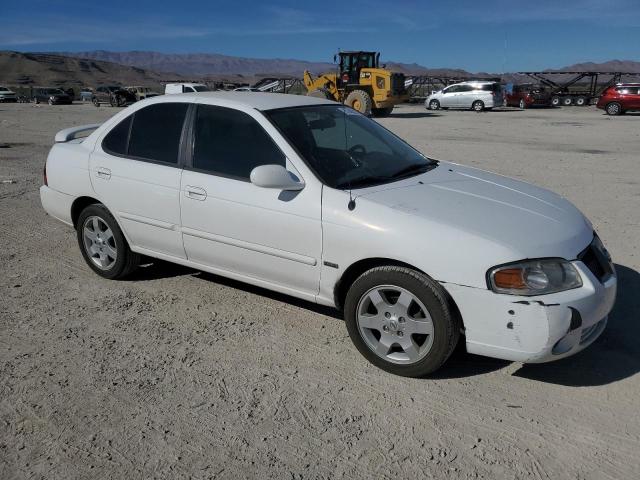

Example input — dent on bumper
[442,262,617,363]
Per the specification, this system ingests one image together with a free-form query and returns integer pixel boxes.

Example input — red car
[597,83,640,115]
[505,83,552,109]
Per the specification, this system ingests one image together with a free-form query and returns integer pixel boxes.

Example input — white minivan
[40,92,616,377]
[426,81,503,111]
[164,83,209,94]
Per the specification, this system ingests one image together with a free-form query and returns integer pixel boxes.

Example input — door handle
[185,186,207,201]
[96,167,111,180]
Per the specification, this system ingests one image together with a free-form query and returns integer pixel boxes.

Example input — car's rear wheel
[472,100,484,112]
[519,99,526,109]
[344,266,459,377]
[428,99,440,110]
[92,97,100,107]
[77,204,139,279]
[606,102,622,116]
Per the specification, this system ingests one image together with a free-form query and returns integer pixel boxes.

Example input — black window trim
[182,103,289,183]
[100,102,193,168]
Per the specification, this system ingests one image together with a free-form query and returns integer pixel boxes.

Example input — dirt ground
[1,101,639,480]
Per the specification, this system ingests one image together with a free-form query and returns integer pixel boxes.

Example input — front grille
[578,238,613,283]
[390,73,406,95]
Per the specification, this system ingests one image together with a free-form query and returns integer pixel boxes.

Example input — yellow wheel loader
[303,51,409,117]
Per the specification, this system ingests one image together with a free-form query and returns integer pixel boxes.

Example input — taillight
[43,162,48,186]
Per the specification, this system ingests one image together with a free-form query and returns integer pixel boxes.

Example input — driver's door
[179,104,322,296]
[439,86,457,107]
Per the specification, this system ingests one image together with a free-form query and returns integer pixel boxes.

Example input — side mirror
[250,164,305,191]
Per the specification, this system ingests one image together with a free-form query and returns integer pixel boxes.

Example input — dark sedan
[32,88,72,105]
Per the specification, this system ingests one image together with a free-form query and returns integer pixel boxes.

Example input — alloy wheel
[356,285,435,365]
[82,216,117,270]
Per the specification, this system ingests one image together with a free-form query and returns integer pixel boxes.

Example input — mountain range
[1,50,639,90]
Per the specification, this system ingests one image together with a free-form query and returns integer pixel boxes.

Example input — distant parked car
[596,83,640,115]
[505,83,552,109]
[92,86,136,107]
[126,86,161,101]
[32,87,72,105]
[426,81,503,112]
[164,83,209,94]
[233,87,261,92]
[80,89,94,102]
[0,86,17,103]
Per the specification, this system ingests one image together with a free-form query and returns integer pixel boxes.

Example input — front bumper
[443,261,617,363]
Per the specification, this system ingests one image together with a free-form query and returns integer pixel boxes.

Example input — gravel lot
[1,101,639,479]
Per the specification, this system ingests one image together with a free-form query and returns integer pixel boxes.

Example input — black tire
[551,96,560,107]
[76,204,140,279]
[92,97,100,107]
[605,102,622,116]
[472,100,484,112]
[344,266,460,377]
[344,90,373,116]
[575,96,587,106]
[562,96,573,106]
[428,99,440,110]
[372,107,393,117]
[519,98,526,109]
[307,88,332,100]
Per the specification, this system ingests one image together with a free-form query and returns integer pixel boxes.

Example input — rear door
[179,104,322,296]
[89,102,189,258]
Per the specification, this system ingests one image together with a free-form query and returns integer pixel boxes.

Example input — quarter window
[128,103,188,164]
[102,115,132,155]
[192,105,285,180]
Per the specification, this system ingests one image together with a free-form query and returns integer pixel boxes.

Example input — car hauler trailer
[515,71,640,106]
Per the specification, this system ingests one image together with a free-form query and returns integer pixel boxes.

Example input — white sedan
[40,92,616,377]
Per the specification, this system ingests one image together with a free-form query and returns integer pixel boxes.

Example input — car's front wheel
[344,266,459,377]
[428,99,440,110]
[77,204,139,279]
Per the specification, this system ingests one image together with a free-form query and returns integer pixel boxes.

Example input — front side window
[192,105,285,180]
[266,105,437,189]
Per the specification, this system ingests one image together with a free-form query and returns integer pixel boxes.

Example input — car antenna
[343,106,356,211]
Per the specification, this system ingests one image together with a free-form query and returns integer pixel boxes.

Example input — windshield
[193,85,208,92]
[46,88,64,94]
[266,105,437,189]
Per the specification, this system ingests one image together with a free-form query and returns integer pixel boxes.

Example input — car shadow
[512,264,640,386]
[128,260,639,384]
[128,259,342,319]
[389,112,442,118]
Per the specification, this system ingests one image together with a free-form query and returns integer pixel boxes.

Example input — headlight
[488,259,582,296]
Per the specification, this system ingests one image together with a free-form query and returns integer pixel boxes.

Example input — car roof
[152,91,336,111]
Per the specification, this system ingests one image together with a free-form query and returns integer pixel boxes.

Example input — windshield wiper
[337,175,389,190]
[390,161,438,180]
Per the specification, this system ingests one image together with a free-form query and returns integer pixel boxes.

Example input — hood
[358,162,593,261]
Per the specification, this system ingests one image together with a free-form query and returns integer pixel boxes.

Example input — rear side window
[480,83,501,92]
[128,103,188,164]
[192,105,285,180]
[102,115,132,155]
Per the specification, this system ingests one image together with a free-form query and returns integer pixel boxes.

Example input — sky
[1,0,639,72]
